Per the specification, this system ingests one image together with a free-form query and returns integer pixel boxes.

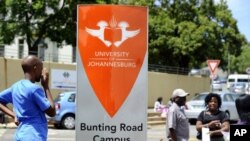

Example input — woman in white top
[154,97,167,117]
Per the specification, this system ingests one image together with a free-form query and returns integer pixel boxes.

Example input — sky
[226,0,250,42]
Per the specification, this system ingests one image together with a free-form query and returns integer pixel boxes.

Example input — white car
[185,91,241,124]
[233,83,249,93]
[211,80,223,91]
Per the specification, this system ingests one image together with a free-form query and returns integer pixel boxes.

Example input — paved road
[0,123,197,141]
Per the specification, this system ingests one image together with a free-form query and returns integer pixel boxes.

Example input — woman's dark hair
[204,93,222,109]
[157,97,163,103]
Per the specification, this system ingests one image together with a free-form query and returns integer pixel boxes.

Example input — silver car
[211,80,223,91]
[185,91,241,124]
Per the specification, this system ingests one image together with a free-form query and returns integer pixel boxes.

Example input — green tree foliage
[0,0,105,55]
[149,0,247,70]
[230,43,250,73]
[0,0,248,73]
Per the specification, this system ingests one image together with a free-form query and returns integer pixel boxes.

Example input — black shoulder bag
[196,131,202,140]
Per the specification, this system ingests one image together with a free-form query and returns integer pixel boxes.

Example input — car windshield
[191,94,208,100]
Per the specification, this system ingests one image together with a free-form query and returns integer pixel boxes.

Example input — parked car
[211,80,223,91]
[246,86,250,94]
[185,91,241,124]
[229,83,247,93]
[48,91,76,129]
[227,74,250,89]
[218,77,227,84]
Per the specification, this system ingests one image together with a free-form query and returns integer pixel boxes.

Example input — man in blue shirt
[0,55,55,141]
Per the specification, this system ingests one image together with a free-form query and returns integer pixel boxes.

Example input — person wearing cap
[167,88,190,141]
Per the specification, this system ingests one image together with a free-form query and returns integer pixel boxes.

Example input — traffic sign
[207,60,220,79]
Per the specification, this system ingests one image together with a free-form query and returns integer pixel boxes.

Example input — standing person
[196,93,230,141]
[235,93,250,125]
[167,88,190,141]
[0,55,55,141]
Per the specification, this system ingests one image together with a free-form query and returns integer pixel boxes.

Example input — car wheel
[61,114,75,129]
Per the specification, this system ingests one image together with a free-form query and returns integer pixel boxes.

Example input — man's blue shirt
[0,79,50,141]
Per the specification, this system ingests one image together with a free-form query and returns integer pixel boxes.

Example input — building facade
[0,37,75,64]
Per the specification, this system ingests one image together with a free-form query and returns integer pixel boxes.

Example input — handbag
[196,111,205,140]
[196,131,202,140]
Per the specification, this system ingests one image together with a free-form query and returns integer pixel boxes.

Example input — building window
[38,39,47,61]
[72,47,76,62]
[0,45,4,57]
[18,39,24,59]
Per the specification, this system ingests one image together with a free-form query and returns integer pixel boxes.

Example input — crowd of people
[161,88,249,141]
[1,55,250,141]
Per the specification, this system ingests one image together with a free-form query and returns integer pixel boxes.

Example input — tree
[230,43,250,73]
[149,0,247,71]
[0,0,154,55]
[0,0,105,55]
[0,0,247,73]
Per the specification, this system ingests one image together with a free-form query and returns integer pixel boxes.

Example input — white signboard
[76,5,148,141]
[51,69,76,90]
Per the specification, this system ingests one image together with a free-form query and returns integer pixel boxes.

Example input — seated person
[154,97,168,117]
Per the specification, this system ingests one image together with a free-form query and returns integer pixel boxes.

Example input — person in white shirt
[154,97,168,117]
[167,88,190,141]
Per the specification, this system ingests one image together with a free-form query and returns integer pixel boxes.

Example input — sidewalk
[1,122,197,141]
[0,122,17,129]
[147,124,197,141]
[1,109,198,141]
